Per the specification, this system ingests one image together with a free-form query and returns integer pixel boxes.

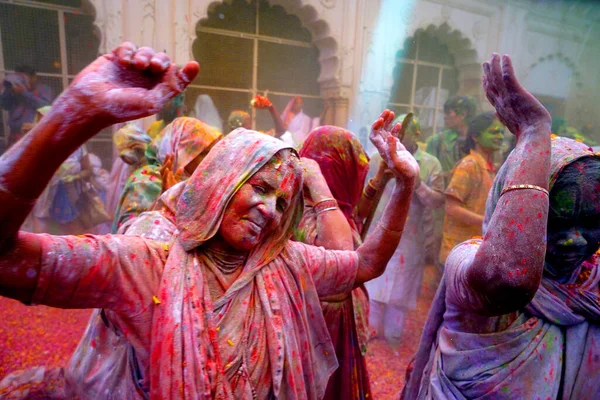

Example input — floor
[0,265,439,399]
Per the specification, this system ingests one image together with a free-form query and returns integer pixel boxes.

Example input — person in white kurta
[365,116,445,346]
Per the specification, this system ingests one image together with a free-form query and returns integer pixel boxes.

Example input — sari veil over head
[299,126,370,230]
[402,136,600,400]
[147,129,344,399]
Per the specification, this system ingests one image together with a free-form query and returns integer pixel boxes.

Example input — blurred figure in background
[0,65,52,147]
[105,123,152,218]
[280,96,325,148]
[146,92,186,139]
[440,112,504,265]
[424,95,477,266]
[294,126,373,400]
[362,115,444,346]
[193,94,223,134]
[227,109,252,134]
[552,116,597,146]
[112,117,221,233]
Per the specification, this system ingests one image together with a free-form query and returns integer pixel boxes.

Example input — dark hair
[444,96,477,121]
[15,65,36,76]
[465,112,497,151]
[550,157,600,215]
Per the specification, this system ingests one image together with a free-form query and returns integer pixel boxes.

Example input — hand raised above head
[482,53,551,137]
[370,109,419,188]
[65,42,199,127]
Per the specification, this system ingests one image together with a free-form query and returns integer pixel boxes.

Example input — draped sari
[294,126,372,400]
[402,136,600,400]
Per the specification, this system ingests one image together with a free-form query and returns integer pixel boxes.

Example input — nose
[556,229,588,248]
[256,195,277,222]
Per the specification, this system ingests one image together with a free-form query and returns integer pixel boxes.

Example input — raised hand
[482,53,551,137]
[65,42,199,127]
[370,110,419,188]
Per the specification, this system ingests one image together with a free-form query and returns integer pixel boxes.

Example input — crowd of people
[0,41,598,400]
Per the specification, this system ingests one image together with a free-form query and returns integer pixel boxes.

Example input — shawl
[403,136,600,399]
[298,126,370,229]
[145,129,339,399]
[111,117,221,233]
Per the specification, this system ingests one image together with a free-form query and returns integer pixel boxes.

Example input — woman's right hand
[483,53,551,137]
[370,110,419,188]
[63,42,199,129]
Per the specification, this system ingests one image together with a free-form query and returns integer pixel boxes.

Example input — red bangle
[313,198,338,214]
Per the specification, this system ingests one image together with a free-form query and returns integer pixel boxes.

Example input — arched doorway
[387,23,479,139]
[388,29,459,139]
[189,0,323,133]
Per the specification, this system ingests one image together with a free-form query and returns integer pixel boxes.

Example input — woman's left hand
[370,110,419,188]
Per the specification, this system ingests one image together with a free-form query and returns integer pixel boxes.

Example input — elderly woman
[0,43,418,399]
[112,116,221,233]
[403,54,600,399]
[294,126,372,400]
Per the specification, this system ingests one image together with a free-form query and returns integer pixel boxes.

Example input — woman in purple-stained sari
[402,54,600,400]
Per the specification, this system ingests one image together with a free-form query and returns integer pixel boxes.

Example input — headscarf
[147,129,330,398]
[194,94,223,133]
[113,123,151,165]
[227,110,249,134]
[156,117,221,172]
[299,126,369,229]
[402,136,600,399]
[112,117,221,233]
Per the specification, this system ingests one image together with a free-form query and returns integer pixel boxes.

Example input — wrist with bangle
[363,179,381,200]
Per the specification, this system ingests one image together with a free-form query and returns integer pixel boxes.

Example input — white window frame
[0,0,112,150]
[388,39,456,135]
[193,0,321,130]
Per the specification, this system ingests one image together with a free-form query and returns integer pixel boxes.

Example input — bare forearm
[355,180,414,285]
[308,177,353,250]
[268,105,286,137]
[446,198,484,227]
[468,124,551,314]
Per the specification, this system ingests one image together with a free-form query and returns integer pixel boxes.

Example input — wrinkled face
[475,120,505,152]
[546,161,600,281]
[444,109,464,130]
[218,152,301,251]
